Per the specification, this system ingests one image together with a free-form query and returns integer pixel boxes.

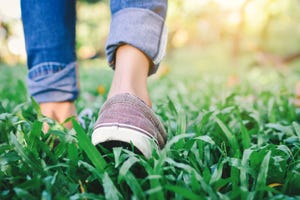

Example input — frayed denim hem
[106,8,168,76]
[27,61,79,103]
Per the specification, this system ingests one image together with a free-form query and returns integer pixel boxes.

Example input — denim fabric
[21,0,167,103]
[27,62,79,103]
[108,0,168,75]
[21,0,77,103]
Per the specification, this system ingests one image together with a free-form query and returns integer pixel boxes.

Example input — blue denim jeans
[21,0,168,103]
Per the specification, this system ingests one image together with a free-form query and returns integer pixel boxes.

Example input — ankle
[108,45,152,106]
[108,88,152,107]
[40,101,76,131]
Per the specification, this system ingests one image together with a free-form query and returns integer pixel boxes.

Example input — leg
[108,44,152,106]
[92,0,168,157]
[21,0,78,130]
[107,0,168,106]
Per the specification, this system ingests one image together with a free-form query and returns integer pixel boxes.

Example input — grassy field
[1,47,300,199]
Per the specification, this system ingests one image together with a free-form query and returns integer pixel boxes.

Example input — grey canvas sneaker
[92,93,167,158]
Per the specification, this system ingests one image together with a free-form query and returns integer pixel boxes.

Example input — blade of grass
[215,116,240,158]
[78,160,103,180]
[9,132,42,173]
[113,147,123,168]
[236,112,251,149]
[123,171,146,200]
[148,178,164,200]
[267,98,276,123]
[72,120,106,172]
[78,160,123,199]
[292,122,300,139]
[240,149,253,190]
[195,135,215,145]
[103,172,122,200]
[30,97,43,120]
[167,96,178,117]
[118,156,139,183]
[67,143,79,163]
[209,161,224,185]
[28,120,42,153]
[177,107,187,135]
[165,158,218,199]
[70,193,105,200]
[165,185,201,200]
[14,188,36,200]
[255,151,271,199]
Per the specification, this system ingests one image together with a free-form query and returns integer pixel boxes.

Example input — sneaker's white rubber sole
[92,125,156,158]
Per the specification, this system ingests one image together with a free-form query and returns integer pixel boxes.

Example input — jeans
[21,0,168,103]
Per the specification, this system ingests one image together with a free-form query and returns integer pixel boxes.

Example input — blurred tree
[251,0,300,68]
[0,21,10,62]
[231,0,252,68]
[76,0,109,60]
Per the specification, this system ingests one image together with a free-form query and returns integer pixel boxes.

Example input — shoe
[92,93,167,158]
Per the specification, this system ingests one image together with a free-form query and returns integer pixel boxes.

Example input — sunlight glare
[8,36,25,56]
[214,0,247,9]
[0,0,21,20]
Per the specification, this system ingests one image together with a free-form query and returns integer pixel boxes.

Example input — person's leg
[21,0,78,130]
[92,0,168,157]
[106,1,168,105]
[108,44,152,106]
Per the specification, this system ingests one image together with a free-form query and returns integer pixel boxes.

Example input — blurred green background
[1,0,300,69]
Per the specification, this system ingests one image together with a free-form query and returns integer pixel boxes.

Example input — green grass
[1,47,300,199]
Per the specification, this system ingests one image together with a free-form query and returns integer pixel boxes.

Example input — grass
[1,47,300,199]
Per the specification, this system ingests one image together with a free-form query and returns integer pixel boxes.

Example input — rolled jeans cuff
[106,8,168,75]
[27,62,79,103]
